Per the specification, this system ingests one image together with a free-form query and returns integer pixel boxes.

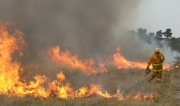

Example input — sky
[134,0,180,38]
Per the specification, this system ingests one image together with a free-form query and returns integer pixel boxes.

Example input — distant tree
[149,32,155,38]
[155,30,163,38]
[131,28,180,53]
[163,28,173,38]
[137,28,147,37]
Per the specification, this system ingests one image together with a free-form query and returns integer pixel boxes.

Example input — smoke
[117,29,179,63]
[0,0,141,64]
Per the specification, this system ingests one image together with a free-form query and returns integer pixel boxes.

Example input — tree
[163,28,173,38]
[155,30,163,38]
[149,32,155,38]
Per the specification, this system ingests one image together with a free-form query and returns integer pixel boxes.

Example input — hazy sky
[134,0,180,37]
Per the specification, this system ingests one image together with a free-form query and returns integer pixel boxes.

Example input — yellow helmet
[154,48,160,53]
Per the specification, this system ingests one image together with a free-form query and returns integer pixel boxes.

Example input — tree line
[129,28,180,52]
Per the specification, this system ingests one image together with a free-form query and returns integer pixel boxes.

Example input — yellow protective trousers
[148,70,162,83]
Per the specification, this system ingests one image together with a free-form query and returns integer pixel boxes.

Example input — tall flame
[0,22,25,94]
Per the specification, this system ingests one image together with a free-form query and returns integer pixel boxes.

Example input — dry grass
[0,64,173,106]
[0,96,158,106]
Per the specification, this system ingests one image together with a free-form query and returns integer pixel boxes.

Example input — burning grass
[0,21,174,105]
[0,65,173,106]
[48,46,107,75]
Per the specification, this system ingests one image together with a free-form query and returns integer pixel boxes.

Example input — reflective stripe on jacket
[147,52,165,70]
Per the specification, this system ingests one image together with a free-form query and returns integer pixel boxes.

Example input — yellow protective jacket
[147,52,165,71]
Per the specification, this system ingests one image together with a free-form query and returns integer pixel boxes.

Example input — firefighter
[146,48,165,83]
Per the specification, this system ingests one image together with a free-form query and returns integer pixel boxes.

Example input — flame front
[113,48,171,70]
[48,46,107,74]
[97,90,155,101]
[0,21,155,102]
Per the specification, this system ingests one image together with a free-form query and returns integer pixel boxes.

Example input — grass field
[0,64,173,106]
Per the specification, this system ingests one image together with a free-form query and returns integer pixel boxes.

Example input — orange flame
[0,22,25,95]
[0,21,154,102]
[0,21,50,98]
[113,48,171,70]
[48,46,107,74]
[97,90,155,101]
[176,65,179,69]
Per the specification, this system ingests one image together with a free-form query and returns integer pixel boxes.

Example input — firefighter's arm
[160,53,165,62]
[147,55,154,68]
